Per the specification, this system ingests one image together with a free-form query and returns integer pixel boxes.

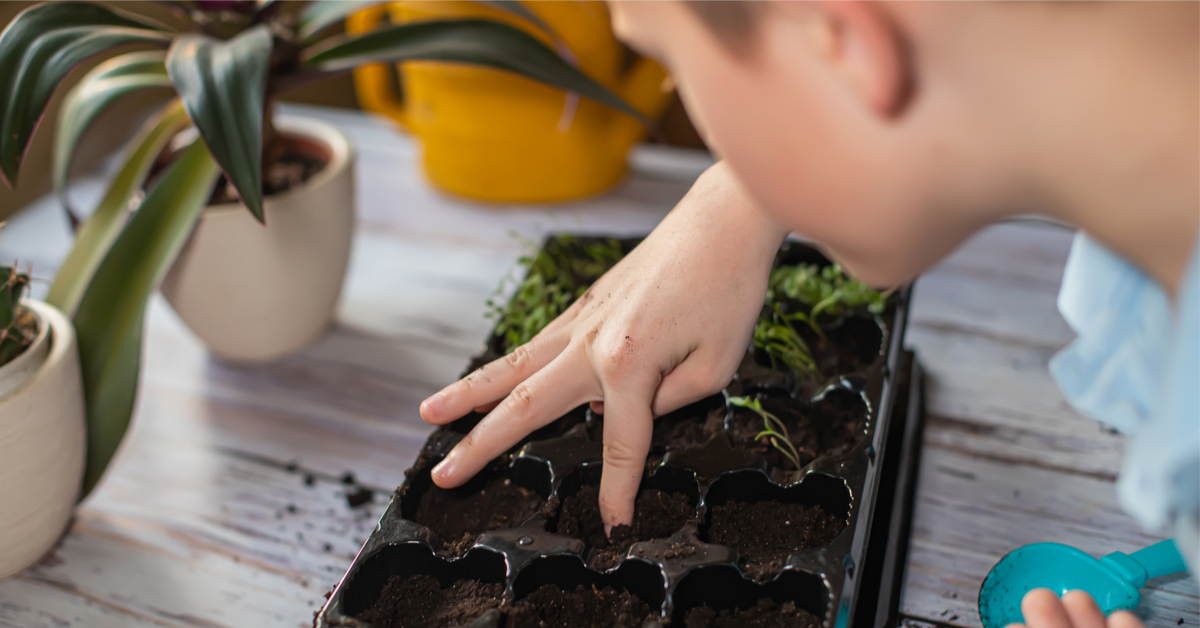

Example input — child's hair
[683,1,761,53]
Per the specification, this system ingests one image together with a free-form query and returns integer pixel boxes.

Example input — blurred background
[0,0,706,222]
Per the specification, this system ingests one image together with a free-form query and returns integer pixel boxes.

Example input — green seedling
[0,263,34,367]
[729,395,804,471]
[488,235,625,353]
[766,262,892,320]
[752,303,822,385]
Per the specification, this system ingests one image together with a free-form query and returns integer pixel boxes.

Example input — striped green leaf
[54,50,173,217]
[0,2,171,186]
[167,25,272,222]
[475,1,558,41]
[48,100,192,318]
[298,0,383,40]
[74,138,220,497]
[299,0,557,41]
[302,19,648,126]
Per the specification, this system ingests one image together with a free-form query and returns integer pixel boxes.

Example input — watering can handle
[345,5,411,130]
[1128,538,1188,580]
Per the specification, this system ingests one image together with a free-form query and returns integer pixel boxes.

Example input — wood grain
[0,104,1193,627]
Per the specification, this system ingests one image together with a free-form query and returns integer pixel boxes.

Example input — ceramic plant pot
[162,115,355,363]
[0,300,86,579]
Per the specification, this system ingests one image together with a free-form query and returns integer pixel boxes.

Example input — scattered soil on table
[346,487,373,508]
[354,574,502,628]
[209,145,327,205]
[507,584,652,628]
[414,475,544,554]
[554,485,694,570]
[706,500,845,578]
[728,396,863,474]
[684,598,821,628]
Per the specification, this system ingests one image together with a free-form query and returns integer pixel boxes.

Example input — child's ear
[775,1,912,116]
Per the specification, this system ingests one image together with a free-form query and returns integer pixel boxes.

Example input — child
[419,4,1198,627]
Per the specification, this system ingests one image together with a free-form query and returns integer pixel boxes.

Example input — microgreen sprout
[766,263,892,320]
[752,303,821,384]
[488,235,625,353]
[729,395,804,471]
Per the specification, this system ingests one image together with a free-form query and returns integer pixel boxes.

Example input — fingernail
[604,524,613,538]
[432,457,454,482]
[422,393,445,418]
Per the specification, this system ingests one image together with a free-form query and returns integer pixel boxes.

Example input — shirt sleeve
[1119,238,1200,569]
[1050,232,1199,571]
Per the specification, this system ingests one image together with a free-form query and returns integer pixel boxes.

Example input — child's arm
[419,161,788,529]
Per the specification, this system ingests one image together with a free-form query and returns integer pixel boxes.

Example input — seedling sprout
[488,235,625,353]
[766,263,892,320]
[729,395,805,472]
[752,303,822,385]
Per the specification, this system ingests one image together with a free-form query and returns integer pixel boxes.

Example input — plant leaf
[298,0,384,40]
[74,138,220,497]
[0,2,172,186]
[48,100,192,318]
[54,50,173,216]
[167,25,271,222]
[302,19,649,127]
[474,1,558,41]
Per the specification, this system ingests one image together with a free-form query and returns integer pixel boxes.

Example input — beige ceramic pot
[162,115,355,362]
[0,300,86,579]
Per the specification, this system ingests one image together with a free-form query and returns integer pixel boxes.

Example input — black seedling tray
[315,237,925,628]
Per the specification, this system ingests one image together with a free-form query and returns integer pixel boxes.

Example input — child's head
[609,1,1198,287]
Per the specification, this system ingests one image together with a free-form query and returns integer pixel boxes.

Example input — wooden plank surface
[0,104,1195,627]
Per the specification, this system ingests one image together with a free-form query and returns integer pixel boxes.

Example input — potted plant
[0,261,85,579]
[0,1,648,501]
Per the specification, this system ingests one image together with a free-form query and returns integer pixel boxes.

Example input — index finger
[596,370,660,530]
[420,330,569,425]
[432,348,595,488]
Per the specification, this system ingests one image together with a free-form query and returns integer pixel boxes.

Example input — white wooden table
[0,105,1195,628]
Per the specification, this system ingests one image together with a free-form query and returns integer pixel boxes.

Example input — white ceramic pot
[162,115,356,362]
[0,300,86,579]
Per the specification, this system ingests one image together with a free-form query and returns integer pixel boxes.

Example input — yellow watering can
[347,1,674,203]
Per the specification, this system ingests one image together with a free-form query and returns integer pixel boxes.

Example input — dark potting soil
[684,598,822,628]
[728,397,863,474]
[354,574,502,628]
[507,584,652,628]
[414,475,544,554]
[706,500,845,578]
[208,145,328,205]
[649,408,722,455]
[554,485,694,570]
[589,400,725,468]
[801,329,872,378]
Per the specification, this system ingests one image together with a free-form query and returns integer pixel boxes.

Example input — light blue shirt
[1050,232,1199,571]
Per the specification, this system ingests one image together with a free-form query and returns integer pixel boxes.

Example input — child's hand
[418,162,788,529]
[1008,589,1145,628]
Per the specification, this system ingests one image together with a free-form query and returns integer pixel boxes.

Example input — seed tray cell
[316,236,925,628]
